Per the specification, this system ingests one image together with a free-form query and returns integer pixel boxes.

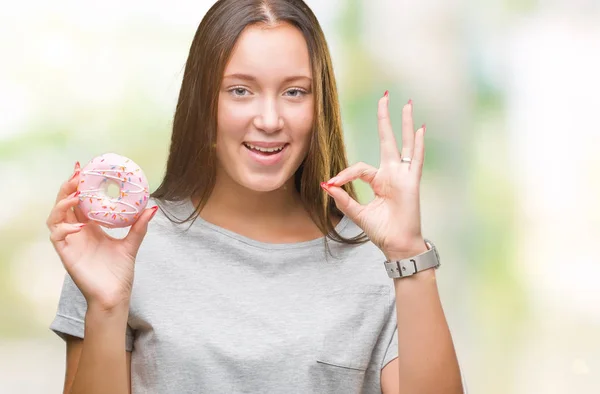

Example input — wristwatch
[384,239,441,279]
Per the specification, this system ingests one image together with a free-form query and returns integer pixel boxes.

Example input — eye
[284,88,308,98]
[229,87,251,97]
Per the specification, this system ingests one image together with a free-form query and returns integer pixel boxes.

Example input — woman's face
[216,22,314,192]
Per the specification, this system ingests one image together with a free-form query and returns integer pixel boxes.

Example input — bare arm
[48,165,153,394]
[65,338,132,394]
[381,263,463,394]
[65,303,132,394]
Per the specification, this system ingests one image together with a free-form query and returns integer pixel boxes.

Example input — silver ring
[400,157,412,163]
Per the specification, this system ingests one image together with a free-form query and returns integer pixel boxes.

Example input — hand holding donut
[321,92,428,260]
[47,156,157,311]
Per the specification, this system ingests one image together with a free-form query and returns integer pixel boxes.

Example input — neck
[199,172,306,227]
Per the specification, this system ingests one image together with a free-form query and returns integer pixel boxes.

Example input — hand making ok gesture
[321,92,427,259]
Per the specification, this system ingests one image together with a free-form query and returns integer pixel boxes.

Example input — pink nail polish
[422,124,427,134]
[408,99,413,105]
[74,191,81,198]
[74,161,80,171]
[320,182,329,189]
[384,90,389,97]
[149,206,159,220]
[77,223,86,229]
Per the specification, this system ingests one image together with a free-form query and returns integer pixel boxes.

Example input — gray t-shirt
[51,199,399,393]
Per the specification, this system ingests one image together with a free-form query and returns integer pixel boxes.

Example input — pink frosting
[77,153,150,228]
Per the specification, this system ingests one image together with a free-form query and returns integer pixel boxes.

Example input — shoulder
[327,217,393,293]
[102,198,191,239]
[139,197,197,247]
[100,199,197,263]
[333,216,385,262]
[150,197,194,223]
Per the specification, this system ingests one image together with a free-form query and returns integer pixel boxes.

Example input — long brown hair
[152,0,367,245]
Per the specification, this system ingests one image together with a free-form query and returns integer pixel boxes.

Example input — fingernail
[422,123,426,133]
[74,161,80,171]
[149,206,159,220]
[320,182,333,196]
[76,223,86,229]
[384,90,389,97]
[74,191,81,198]
[408,99,413,106]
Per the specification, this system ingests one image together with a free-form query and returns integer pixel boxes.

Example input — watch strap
[384,239,440,278]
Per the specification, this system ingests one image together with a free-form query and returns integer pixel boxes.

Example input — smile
[243,142,286,153]
[243,142,289,165]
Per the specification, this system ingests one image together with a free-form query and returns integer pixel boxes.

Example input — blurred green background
[1,0,599,393]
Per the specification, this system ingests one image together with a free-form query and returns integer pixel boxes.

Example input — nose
[253,97,284,133]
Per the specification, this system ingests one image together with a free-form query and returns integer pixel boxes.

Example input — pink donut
[77,153,150,228]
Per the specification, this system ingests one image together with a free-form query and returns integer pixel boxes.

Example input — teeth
[244,143,285,153]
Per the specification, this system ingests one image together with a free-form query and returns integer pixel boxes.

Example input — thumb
[124,206,158,252]
[321,184,364,222]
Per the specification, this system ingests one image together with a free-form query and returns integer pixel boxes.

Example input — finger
[47,191,81,228]
[71,205,108,240]
[400,99,415,160]
[411,124,426,175]
[378,92,400,164]
[123,206,159,253]
[49,222,86,244]
[325,162,377,187]
[55,161,81,204]
[73,203,90,224]
[321,184,365,221]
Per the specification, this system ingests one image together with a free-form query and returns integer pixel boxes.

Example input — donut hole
[105,182,121,199]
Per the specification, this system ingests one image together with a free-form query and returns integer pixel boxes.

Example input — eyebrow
[223,73,312,83]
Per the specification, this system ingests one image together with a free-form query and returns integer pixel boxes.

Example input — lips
[243,142,286,154]
[243,142,289,165]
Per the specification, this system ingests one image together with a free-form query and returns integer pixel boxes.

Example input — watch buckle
[395,259,418,277]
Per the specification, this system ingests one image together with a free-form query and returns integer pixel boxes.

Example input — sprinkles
[76,153,150,228]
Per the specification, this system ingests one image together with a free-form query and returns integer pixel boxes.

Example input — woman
[48,0,464,393]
